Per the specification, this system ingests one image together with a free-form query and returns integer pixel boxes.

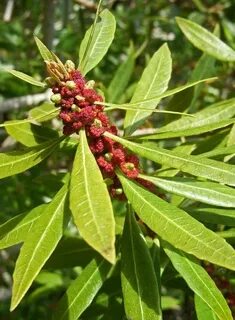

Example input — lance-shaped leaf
[6,122,59,147]
[163,241,233,320]
[121,210,162,320]
[107,50,135,103]
[139,175,235,207]
[0,138,62,179]
[137,119,235,140]
[124,44,172,135]
[34,36,55,61]
[11,181,70,310]
[70,130,115,264]
[0,204,46,250]
[176,17,235,61]
[7,70,45,87]
[188,206,235,226]
[105,133,235,186]
[195,295,219,320]
[53,258,110,320]
[117,174,235,271]
[79,9,116,75]
[159,98,235,133]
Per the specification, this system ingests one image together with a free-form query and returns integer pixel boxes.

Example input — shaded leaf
[11,181,70,310]
[124,44,172,135]
[79,9,116,75]
[53,258,110,320]
[163,241,232,320]
[117,174,235,270]
[188,206,235,226]
[70,130,115,264]
[121,209,162,320]
[176,17,235,61]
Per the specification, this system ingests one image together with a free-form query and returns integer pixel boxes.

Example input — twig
[3,0,15,22]
[74,0,97,10]
[0,90,51,113]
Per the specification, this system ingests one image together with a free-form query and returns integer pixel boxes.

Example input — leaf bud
[50,93,61,104]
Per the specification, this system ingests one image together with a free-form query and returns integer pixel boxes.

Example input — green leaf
[7,70,45,87]
[45,237,96,269]
[0,138,62,179]
[79,9,116,75]
[124,44,172,135]
[176,17,235,61]
[0,204,46,250]
[29,103,59,122]
[163,242,232,320]
[107,51,135,103]
[195,295,219,320]
[11,181,70,310]
[70,130,115,264]
[53,258,110,320]
[117,174,235,270]
[121,209,162,320]
[137,119,235,140]
[188,206,235,226]
[34,36,55,61]
[140,175,235,207]
[159,98,235,133]
[105,133,235,186]
[6,121,59,147]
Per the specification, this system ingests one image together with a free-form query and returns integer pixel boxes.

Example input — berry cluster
[205,263,235,313]
[46,60,154,199]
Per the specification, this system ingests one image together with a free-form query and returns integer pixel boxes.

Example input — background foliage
[1,0,235,319]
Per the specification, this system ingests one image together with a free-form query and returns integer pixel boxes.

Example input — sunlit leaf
[163,242,233,320]
[7,70,45,87]
[53,258,110,320]
[117,174,235,271]
[79,9,116,75]
[176,17,235,61]
[70,130,115,264]
[124,44,172,135]
[11,181,70,310]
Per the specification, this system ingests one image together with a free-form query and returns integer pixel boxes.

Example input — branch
[3,0,15,22]
[0,90,51,113]
[74,0,97,10]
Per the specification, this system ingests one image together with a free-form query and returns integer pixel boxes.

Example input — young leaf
[0,204,46,250]
[0,138,62,179]
[11,181,70,310]
[105,133,235,186]
[6,121,59,147]
[124,44,172,135]
[7,70,45,87]
[139,175,235,207]
[176,17,235,61]
[195,295,219,320]
[163,242,233,320]
[117,174,235,271]
[70,130,116,264]
[121,209,162,320]
[79,9,116,75]
[34,36,55,61]
[53,258,111,320]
